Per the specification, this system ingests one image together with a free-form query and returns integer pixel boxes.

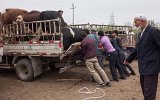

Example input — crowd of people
[79,14,160,100]
[80,28,136,87]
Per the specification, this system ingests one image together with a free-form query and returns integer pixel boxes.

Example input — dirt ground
[0,60,160,100]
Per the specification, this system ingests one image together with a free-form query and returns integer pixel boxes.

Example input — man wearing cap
[124,14,160,100]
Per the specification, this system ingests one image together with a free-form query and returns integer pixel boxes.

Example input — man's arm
[80,41,86,56]
[116,37,123,48]
[124,46,137,64]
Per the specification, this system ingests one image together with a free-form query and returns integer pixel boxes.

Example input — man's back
[100,36,115,53]
[110,37,122,51]
[81,37,97,60]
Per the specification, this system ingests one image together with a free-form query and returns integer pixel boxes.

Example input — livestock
[62,27,83,50]
[1,9,85,51]
[39,11,84,50]
[39,11,68,34]
[23,10,41,22]
[23,10,41,33]
[39,10,68,27]
[2,8,28,25]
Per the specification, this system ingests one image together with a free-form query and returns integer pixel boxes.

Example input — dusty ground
[0,60,160,100]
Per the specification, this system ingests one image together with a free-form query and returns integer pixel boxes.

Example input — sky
[1,0,160,25]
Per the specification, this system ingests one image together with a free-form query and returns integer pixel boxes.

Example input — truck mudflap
[30,57,42,77]
[59,42,81,73]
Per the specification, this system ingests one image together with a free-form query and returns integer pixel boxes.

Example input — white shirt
[140,24,148,37]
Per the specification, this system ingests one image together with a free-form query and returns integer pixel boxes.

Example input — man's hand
[123,60,129,65]
[73,42,81,48]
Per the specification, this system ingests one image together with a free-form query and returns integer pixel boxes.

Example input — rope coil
[77,87,105,100]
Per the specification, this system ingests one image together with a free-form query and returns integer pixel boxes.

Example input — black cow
[39,10,68,28]
[62,27,83,50]
[39,11,84,50]
[3,10,84,50]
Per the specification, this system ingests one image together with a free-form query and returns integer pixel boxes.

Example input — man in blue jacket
[124,14,160,100]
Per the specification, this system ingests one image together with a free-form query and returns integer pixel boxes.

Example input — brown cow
[2,8,28,25]
[23,10,41,22]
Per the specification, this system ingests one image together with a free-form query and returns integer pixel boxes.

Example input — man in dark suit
[124,14,160,100]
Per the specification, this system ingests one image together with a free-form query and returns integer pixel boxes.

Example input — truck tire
[15,59,34,81]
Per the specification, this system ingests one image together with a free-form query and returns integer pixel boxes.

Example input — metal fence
[71,23,136,47]
[70,23,132,34]
[1,19,61,44]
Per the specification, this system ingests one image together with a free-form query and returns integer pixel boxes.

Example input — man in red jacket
[80,31,111,87]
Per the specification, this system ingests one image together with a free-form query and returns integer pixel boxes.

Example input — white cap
[135,13,147,20]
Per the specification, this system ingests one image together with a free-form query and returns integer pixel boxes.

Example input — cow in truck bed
[1,9,84,50]
[0,8,84,81]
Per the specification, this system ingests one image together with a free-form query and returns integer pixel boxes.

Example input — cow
[1,9,85,50]
[23,10,41,33]
[61,27,83,50]
[23,10,41,22]
[39,11,84,50]
[2,8,28,25]
[39,10,68,27]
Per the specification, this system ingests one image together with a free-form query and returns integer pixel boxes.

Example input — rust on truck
[2,19,63,56]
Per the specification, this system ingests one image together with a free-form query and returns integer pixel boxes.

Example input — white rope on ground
[77,87,105,100]
[57,79,81,81]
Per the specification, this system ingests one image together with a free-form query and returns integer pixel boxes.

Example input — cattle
[62,27,83,50]
[39,10,68,33]
[23,10,41,22]
[39,11,84,50]
[1,9,85,51]
[23,10,41,33]
[2,8,28,25]
[1,9,40,24]
[39,10,68,27]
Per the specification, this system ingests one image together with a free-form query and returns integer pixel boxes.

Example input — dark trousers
[118,50,135,74]
[140,74,158,100]
[108,51,126,80]
[97,51,106,68]
[125,64,135,74]
[118,50,130,74]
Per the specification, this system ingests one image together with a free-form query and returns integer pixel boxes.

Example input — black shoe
[125,74,130,77]
[106,82,111,87]
[130,72,136,75]
[113,79,119,82]
[96,83,106,87]
[120,77,126,80]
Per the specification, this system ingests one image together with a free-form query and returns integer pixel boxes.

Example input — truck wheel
[15,59,34,81]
